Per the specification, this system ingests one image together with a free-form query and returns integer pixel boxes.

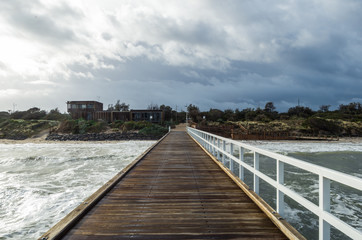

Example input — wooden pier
[40,126,303,240]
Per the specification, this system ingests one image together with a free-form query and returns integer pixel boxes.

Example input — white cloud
[0,0,361,112]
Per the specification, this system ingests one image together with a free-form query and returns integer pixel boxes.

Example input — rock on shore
[46,132,160,141]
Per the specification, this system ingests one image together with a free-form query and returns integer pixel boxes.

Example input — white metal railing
[187,127,362,240]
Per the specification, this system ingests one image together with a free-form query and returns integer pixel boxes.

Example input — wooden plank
[40,128,302,240]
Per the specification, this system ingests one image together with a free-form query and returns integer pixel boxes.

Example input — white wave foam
[0,141,155,240]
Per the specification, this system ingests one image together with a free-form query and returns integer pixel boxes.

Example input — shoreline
[0,137,156,144]
[0,131,161,144]
[1,135,362,144]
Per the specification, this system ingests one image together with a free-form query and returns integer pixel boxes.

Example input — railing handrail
[189,127,362,190]
[187,127,362,240]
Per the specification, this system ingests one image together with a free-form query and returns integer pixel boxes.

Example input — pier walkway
[41,127,293,240]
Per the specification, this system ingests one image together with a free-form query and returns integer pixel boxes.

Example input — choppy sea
[0,141,155,240]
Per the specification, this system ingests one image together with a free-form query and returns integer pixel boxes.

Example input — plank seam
[39,131,171,240]
[187,131,306,240]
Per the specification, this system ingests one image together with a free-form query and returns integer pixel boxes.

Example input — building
[67,101,164,123]
[67,101,103,120]
[94,111,130,122]
[130,110,164,123]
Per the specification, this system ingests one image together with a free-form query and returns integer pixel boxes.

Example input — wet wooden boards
[49,130,290,239]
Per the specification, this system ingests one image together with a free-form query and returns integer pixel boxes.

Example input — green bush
[139,125,168,138]
[0,111,10,120]
[45,108,69,121]
[122,121,151,131]
[122,121,136,131]
[87,120,108,133]
[0,119,55,139]
[57,120,79,133]
[110,120,124,129]
[304,117,341,135]
[57,119,108,134]
[134,121,151,130]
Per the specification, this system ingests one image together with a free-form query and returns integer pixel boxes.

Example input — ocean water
[0,141,155,240]
[236,140,362,240]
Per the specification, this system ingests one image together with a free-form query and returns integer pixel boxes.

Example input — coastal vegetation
[187,102,362,137]
[0,107,168,140]
[0,102,361,139]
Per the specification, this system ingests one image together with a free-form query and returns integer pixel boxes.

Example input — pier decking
[41,127,293,240]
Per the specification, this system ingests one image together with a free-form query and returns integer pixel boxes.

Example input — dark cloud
[1,0,362,112]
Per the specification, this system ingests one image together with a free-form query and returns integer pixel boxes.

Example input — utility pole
[175,105,178,123]
[13,103,17,113]
[185,104,188,126]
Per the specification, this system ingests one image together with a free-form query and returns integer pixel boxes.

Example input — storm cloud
[0,0,361,112]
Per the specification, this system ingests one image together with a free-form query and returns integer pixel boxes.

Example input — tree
[207,109,223,122]
[234,108,246,121]
[223,109,235,121]
[160,105,172,121]
[187,104,200,122]
[339,102,362,114]
[107,104,114,111]
[148,103,159,110]
[319,105,331,113]
[46,108,67,121]
[287,106,314,118]
[114,100,129,111]
[10,107,47,120]
[264,102,276,113]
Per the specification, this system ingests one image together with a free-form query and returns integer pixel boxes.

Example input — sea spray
[0,141,155,240]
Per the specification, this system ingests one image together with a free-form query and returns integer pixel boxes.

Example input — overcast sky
[1,0,361,113]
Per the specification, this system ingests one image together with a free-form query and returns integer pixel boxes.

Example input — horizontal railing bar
[278,184,320,215]
[322,211,362,240]
[189,127,362,192]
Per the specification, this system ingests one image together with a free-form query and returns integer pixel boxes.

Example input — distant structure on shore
[66,101,164,123]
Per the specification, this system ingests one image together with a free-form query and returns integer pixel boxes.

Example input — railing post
[277,160,285,218]
[217,139,221,161]
[211,136,214,156]
[202,133,205,148]
[222,141,226,165]
[254,152,259,194]
[208,135,211,152]
[230,143,234,172]
[239,147,244,181]
[204,134,207,149]
[319,176,331,240]
[206,134,209,151]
